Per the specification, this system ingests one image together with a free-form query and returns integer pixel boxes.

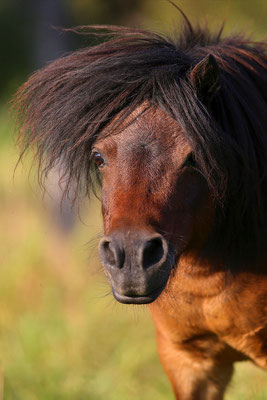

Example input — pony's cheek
[158,176,212,251]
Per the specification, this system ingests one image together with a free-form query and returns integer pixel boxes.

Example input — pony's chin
[112,282,167,305]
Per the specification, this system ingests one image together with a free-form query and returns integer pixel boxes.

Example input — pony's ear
[189,54,220,104]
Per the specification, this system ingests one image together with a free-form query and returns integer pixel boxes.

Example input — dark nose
[98,230,171,302]
[99,231,168,271]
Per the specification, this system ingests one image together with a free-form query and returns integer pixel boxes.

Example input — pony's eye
[92,151,105,168]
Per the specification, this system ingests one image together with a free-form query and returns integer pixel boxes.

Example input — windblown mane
[13,20,267,270]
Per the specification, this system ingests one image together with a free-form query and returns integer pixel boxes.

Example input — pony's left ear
[189,54,220,104]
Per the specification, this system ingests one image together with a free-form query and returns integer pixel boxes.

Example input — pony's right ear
[189,54,220,104]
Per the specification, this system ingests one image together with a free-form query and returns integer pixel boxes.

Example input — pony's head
[96,103,214,303]
[13,23,267,304]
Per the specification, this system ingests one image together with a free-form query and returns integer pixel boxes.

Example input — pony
[13,11,267,399]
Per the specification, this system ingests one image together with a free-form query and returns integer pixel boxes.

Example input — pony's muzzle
[99,230,172,304]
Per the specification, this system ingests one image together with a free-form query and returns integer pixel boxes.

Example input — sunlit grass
[0,109,266,399]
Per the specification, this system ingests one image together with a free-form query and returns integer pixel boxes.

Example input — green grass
[0,108,266,399]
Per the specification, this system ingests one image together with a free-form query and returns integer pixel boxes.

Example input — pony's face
[95,106,213,304]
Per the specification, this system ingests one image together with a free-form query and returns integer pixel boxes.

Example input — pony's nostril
[142,237,164,269]
[99,237,125,269]
[102,241,116,266]
[100,233,166,270]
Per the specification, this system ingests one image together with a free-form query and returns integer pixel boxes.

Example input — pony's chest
[150,270,267,355]
[150,265,238,342]
[150,281,227,343]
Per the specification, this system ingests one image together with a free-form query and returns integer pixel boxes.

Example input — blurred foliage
[70,0,142,25]
[0,1,31,98]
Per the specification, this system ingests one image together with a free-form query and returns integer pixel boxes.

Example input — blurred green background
[0,0,266,399]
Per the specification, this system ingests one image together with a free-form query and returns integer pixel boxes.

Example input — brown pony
[14,14,267,400]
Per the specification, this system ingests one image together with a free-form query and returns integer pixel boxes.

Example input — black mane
[13,21,267,269]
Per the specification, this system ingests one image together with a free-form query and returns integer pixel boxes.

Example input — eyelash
[92,150,105,168]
